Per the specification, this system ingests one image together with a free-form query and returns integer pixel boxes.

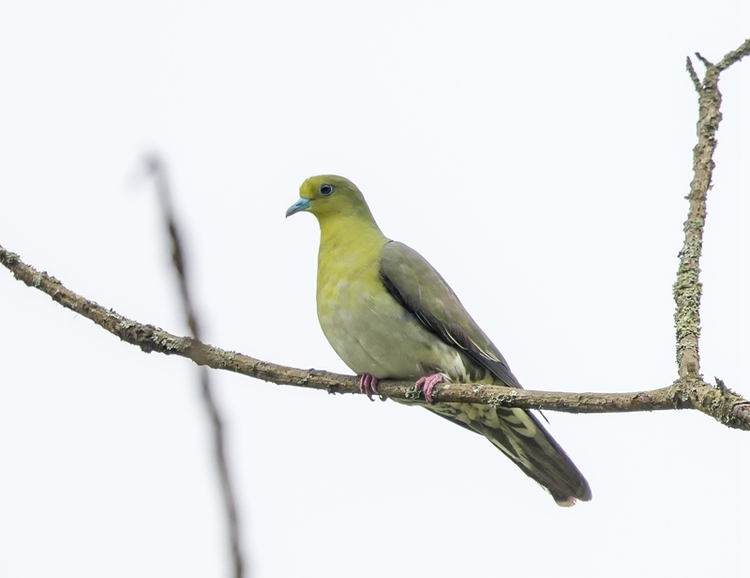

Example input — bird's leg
[414,373,444,404]
[359,373,386,402]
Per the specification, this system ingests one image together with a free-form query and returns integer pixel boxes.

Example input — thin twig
[694,52,713,68]
[685,57,701,92]
[2,243,747,430]
[673,38,749,380]
[716,38,750,70]
[142,155,246,578]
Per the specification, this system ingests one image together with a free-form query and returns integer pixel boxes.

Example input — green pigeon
[286,175,591,506]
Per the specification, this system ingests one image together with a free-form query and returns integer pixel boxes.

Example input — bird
[286,175,591,506]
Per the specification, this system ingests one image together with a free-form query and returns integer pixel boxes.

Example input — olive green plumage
[287,175,591,506]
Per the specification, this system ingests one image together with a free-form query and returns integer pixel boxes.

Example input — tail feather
[426,403,591,506]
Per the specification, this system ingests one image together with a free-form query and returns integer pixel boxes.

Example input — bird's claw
[415,373,444,404]
[359,373,386,402]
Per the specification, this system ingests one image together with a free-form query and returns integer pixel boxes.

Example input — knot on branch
[731,403,750,423]
[712,378,750,431]
[674,378,750,432]
[669,378,702,409]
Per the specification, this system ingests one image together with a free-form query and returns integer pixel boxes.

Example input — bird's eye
[319,183,334,196]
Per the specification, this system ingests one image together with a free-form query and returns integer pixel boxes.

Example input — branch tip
[717,37,750,71]
[694,52,712,68]
[686,56,702,92]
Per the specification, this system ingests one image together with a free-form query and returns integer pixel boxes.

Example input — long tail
[427,402,591,506]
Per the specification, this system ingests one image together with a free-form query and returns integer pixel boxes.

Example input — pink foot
[415,373,444,404]
[359,373,385,402]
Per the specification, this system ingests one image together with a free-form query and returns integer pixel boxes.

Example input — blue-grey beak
[286,197,311,218]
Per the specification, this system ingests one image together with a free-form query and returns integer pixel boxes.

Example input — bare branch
[673,38,748,380]
[686,57,701,92]
[2,244,747,431]
[717,37,750,71]
[694,52,713,68]
[142,154,246,578]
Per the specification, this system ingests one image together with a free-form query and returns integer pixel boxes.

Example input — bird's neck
[318,214,386,251]
[316,215,388,278]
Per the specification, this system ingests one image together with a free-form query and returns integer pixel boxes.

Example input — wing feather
[379,241,521,387]
[379,241,592,505]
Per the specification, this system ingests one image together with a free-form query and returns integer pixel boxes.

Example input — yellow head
[286,175,376,224]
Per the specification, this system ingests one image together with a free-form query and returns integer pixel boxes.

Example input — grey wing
[379,241,521,387]
[379,241,592,505]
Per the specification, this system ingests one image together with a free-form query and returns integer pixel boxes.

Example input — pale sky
[1,2,748,577]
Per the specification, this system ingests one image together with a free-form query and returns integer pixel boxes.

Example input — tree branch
[674,38,749,379]
[2,243,747,430]
[2,39,748,446]
[716,38,750,71]
[142,154,246,578]
[685,57,701,92]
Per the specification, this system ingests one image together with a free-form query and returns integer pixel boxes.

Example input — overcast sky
[1,2,748,577]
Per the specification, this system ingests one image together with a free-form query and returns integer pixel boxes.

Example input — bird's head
[286,175,376,224]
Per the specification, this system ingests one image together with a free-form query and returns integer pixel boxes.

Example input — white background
[1,2,747,577]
